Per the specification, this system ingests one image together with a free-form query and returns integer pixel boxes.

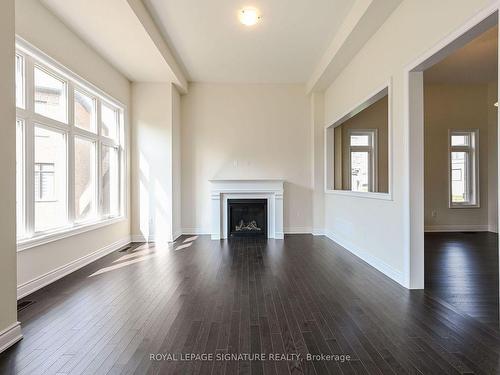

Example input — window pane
[101,103,118,139]
[34,126,67,231]
[16,120,24,237]
[74,90,96,132]
[451,151,468,203]
[34,66,67,123]
[75,138,96,221]
[350,134,370,146]
[351,151,369,192]
[15,55,24,108]
[451,134,469,146]
[101,145,119,217]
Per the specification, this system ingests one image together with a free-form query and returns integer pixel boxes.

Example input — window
[34,126,67,231]
[74,137,97,222]
[449,130,479,207]
[34,163,56,201]
[349,130,376,192]
[16,42,125,245]
[15,54,24,109]
[34,66,67,123]
[74,89,96,132]
[101,103,119,139]
[101,145,120,217]
[16,120,24,237]
[325,87,389,196]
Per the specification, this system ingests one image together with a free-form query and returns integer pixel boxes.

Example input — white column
[275,191,284,239]
[211,192,221,240]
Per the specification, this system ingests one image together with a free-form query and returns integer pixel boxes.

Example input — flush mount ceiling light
[239,7,261,26]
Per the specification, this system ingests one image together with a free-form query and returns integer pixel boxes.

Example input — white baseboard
[325,230,404,287]
[172,229,182,242]
[284,227,312,234]
[183,228,317,236]
[132,232,185,243]
[17,237,131,299]
[182,228,211,235]
[424,224,490,232]
[0,322,22,354]
[131,234,151,242]
[312,228,325,236]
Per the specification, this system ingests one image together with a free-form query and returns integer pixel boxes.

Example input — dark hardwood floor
[425,231,499,328]
[2,234,500,374]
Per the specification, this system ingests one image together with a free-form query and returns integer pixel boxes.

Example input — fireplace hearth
[227,199,267,237]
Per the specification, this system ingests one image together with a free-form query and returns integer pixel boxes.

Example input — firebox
[227,199,267,237]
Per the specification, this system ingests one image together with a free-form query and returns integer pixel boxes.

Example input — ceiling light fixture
[495,102,499,107]
[239,7,261,26]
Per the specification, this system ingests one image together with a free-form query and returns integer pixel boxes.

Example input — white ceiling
[41,0,177,83]
[143,0,355,83]
[425,26,498,84]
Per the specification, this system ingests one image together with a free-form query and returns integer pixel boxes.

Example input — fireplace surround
[209,179,284,240]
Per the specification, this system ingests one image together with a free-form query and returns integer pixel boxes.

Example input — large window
[15,42,125,246]
[449,130,479,207]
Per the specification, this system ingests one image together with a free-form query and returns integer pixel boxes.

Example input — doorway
[407,9,499,326]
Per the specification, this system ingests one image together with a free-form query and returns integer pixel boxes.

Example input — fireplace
[227,199,267,237]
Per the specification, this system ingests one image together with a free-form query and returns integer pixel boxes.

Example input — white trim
[0,322,22,354]
[17,236,131,299]
[179,228,318,236]
[17,216,126,252]
[284,227,313,234]
[324,81,393,200]
[131,232,183,243]
[312,228,325,236]
[403,3,499,289]
[325,189,393,201]
[181,228,211,235]
[424,224,490,232]
[209,180,285,240]
[325,230,404,286]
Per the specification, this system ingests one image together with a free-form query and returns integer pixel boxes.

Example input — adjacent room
[423,24,499,327]
[1,0,500,374]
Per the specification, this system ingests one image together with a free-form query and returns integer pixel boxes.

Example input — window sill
[325,189,393,201]
[449,204,480,209]
[17,216,127,252]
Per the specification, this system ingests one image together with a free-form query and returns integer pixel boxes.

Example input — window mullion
[24,56,35,236]
[25,118,35,236]
[67,82,75,225]
[96,99,103,219]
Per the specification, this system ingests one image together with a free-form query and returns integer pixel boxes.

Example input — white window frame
[324,82,392,200]
[15,37,128,251]
[347,129,377,192]
[448,129,479,208]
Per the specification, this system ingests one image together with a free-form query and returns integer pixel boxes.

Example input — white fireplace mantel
[210,179,284,240]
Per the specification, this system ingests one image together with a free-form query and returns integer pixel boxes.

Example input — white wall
[0,0,20,348]
[322,0,492,285]
[131,82,181,243]
[16,0,131,291]
[311,93,325,235]
[181,83,312,234]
